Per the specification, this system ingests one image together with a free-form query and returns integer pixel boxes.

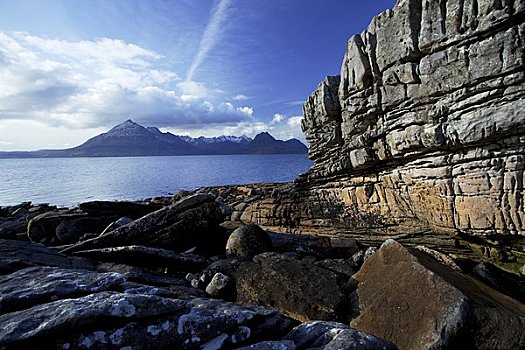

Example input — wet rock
[235,252,351,322]
[62,193,223,254]
[226,224,272,260]
[72,245,209,272]
[284,321,395,350]
[0,266,124,315]
[351,239,525,350]
[206,272,236,300]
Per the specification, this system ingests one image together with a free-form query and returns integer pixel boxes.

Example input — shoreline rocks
[0,190,524,349]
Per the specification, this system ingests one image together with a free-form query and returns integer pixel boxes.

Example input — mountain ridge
[0,120,307,158]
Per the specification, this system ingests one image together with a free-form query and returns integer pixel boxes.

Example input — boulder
[61,193,223,254]
[226,224,272,260]
[350,239,525,350]
[205,272,236,300]
[284,321,395,350]
[235,252,351,322]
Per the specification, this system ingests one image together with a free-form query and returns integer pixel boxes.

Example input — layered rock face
[242,0,525,244]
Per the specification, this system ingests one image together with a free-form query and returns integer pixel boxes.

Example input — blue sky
[0,0,396,151]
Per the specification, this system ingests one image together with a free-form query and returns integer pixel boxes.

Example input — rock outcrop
[351,239,525,350]
[238,0,525,272]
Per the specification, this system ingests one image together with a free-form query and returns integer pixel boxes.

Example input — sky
[0,0,396,151]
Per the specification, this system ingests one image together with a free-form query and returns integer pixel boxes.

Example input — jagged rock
[205,272,236,300]
[0,291,186,348]
[284,321,395,350]
[96,262,206,299]
[226,224,272,260]
[237,0,525,272]
[100,216,133,235]
[350,239,525,350]
[0,239,95,274]
[71,245,209,272]
[61,193,223,254]
[56,297,294,350]
[235,252,351,322]
[0,266,124,315]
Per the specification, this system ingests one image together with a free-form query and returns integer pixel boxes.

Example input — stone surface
[226,224,272,260]
[0,266,124,314]
[236,0,525,272]
[351,239,525,350]
[0,291,186,347]
[206,272,236,300]
[62,193,223,254]
[0,238,95,274]
[71,245,209,272]
[235,252,351,322]
[284,321,395,350]
[234,340,296,350]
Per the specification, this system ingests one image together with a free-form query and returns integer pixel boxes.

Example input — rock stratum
[239,0,525,272]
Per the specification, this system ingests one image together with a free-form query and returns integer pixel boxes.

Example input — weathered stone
[234,340,296,350]
[284,321,395,350]
[72,245,209,272]
[0,291,186,347]
[226,224,272,261]
[62,193,223,254]
[236,0,525,273]
[0,266,124,315]
[78,200,162,218]
[235,252,351,322]
[205,272,236,300]
[351,239,525,350]
[0,239,95,275]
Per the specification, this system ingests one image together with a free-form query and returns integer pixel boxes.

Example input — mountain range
[0,120,307,158]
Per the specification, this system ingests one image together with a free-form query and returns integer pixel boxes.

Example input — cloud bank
[0,31,253,130]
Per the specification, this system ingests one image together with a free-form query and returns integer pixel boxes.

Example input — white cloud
[186,0,233,81]
[236,106,254,118]
[233,94,251,101]
[270,113,285,125]
[0,32,254,131]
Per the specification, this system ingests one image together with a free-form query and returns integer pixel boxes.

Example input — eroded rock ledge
[240,1,525,253]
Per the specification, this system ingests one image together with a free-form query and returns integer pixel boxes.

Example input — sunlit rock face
[242,0,525,240]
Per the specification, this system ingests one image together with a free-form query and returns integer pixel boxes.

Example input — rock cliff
[239,0,525,270]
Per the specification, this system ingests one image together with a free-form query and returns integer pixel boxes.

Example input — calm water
[0,155,312,207]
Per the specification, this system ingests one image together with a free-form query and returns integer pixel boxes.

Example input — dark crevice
[440,0,448,35]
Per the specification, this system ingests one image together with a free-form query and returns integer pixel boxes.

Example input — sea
[0,154,312,208]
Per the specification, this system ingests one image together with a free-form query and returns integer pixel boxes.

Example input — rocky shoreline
[0,186,524,349]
